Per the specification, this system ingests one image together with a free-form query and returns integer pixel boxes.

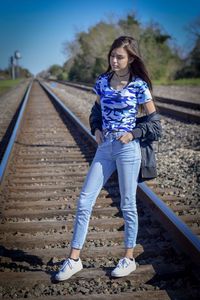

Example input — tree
[48,64,63,77]
[186,16,200,40]
[62,14,182,82]
[175,16,200,79]
[66,21,121,82]
[139,22,180,80]
[118,13,141,39]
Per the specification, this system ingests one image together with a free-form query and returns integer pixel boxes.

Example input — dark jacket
[135,112,161,182]
[89,102,162,182]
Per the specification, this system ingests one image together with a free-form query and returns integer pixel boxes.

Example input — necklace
[115,71,130,78]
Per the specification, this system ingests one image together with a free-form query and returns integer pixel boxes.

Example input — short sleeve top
[93,73,152,132]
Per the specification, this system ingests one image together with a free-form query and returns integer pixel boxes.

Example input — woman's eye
[111,55,124,59]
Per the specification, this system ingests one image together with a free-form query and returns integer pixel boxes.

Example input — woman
[55,36,162,281]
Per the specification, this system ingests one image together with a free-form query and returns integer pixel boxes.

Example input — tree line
[0,66,32,80]
[46,14,200,83]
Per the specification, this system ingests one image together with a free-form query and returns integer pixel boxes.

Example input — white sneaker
[111,257,136,277]
[55,258,83,281]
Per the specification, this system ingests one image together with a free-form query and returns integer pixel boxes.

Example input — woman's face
[110,46,131,73]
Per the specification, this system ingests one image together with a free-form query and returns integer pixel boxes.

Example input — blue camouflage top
[93,72,152,133]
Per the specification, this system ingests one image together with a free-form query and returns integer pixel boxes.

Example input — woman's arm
[96,95,100,104]
[143,100,156,115]
[131,100,162,141]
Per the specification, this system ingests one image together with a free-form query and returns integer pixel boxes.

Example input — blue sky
[0,0,199,75]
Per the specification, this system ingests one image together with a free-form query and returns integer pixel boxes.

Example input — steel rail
[155,96,200,111]
[40,81,95,145]
[48,79,200,124]
[137,183,200,264]
[0,81,33,182]
[155,103,200,124]
[40,80,200,266]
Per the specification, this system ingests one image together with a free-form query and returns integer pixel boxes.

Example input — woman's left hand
[117,132,134,144]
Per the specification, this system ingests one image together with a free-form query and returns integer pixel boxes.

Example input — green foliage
[174,16,200,79]
[0,79,22,96]
[118,13,141,39]
[0,66,32,80]
[92,57,107,79]
[175,37,200,79]
[57,72,68,81]
[67,21,121,83]
[62,14,183,82]
[19,67,32,78]
[48,64,63,76]
[139,24,181,80]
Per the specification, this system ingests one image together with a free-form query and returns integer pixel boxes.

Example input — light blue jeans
[71,131,141,249]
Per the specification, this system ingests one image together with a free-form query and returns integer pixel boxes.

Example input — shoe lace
[117,258,130,269]
[60,258,73,271]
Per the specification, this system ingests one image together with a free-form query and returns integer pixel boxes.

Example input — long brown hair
[105,36,153,91]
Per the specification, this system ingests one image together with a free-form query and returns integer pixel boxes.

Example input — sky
[0,0,200,75]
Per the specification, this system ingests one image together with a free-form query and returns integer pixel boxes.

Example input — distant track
[52,79,200,124]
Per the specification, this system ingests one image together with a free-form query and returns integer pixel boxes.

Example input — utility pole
[10,56,15,80]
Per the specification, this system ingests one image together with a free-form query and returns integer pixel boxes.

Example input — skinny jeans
[71,132,141,249]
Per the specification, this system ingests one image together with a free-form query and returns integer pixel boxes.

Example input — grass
[153,78,200,86]
[0,79,22,96]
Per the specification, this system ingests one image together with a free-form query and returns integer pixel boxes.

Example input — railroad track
[51,79,200,124]
[0,80,199,299]
[43,80,200,239]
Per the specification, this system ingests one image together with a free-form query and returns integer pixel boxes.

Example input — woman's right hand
[95,129,104,145]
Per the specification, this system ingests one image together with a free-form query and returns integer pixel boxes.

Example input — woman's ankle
[69,248,81,260]
[124,248,134,259]
[69,257,80,261]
